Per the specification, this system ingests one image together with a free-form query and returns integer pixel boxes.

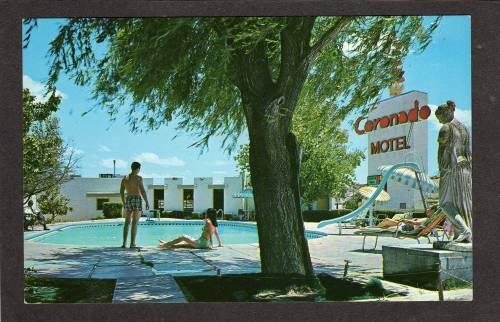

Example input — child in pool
[159,208,219,249]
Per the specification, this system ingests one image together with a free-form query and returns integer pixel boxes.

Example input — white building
[354,90,431,210]
[60,175,248,221]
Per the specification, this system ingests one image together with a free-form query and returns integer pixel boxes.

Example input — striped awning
[358,186,391,202]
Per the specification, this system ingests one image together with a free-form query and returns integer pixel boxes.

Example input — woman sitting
[159,208,218,249]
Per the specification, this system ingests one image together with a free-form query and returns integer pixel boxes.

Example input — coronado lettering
[354,100,431,135]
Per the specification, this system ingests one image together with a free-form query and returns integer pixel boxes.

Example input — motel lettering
[370,136,410,155]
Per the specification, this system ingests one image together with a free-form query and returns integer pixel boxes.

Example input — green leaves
[23,89,77,203]
[43,16,438,153]
[235,100,365,205]
[37,189,72,223]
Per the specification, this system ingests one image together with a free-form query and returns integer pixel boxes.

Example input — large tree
[30,16,439,276]
[235,102,365,208]
[23,88,77,205]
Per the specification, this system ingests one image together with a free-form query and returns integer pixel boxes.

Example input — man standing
[24,200,49,231]
[120,162,149,248]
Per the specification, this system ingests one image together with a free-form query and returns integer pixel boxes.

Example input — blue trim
[25,220,327,243]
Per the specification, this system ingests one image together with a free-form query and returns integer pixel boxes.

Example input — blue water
[28,221,325,247]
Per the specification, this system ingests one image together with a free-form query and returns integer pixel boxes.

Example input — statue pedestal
[433,241,472,252]
[382,244,472,290]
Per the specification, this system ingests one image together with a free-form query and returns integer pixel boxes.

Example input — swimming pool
[25,220,327,247]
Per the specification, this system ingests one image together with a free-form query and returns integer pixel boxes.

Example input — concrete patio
[24,221,473,303]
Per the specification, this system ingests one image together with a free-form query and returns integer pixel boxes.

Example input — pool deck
[24,219,472,302]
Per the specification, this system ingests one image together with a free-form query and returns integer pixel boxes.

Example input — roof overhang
[86,192,121,198]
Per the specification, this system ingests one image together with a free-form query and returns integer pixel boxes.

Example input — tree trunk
[229,17,318,277]
[247,96,314,276]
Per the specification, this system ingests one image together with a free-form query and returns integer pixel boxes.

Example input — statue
[436,100,472,243]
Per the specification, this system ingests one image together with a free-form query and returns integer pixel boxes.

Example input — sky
[22,16,470,184]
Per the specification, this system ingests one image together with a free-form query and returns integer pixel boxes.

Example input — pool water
[27,221,326,247]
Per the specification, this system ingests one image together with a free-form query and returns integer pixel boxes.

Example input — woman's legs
[159,236,198,248]
[376,218,399,229]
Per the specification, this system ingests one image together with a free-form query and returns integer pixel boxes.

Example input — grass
[25,276,115,303]
[175,273,393,302]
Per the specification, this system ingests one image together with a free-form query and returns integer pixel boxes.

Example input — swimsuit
[125,195,142,211]
[194,237,210,249]
[194,224,212,249]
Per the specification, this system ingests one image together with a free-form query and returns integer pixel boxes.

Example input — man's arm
[139,177,150,210]
[120,179,126,205]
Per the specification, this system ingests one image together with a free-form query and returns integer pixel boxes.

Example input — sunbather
[371,206,439,231]
[25,200,49,230]
[375,217,426,229]
[159,208,218,249]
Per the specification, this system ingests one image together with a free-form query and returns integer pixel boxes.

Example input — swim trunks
[125,195,142,211]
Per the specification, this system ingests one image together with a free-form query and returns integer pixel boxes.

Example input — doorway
[154,189,164,210]
[183,189,194,212]
[213,189,224,212]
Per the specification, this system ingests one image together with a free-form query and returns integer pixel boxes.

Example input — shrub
[163,210,194,219]
[302,209,351,222]
[102,202,123,219]
[147,210,160,219]
[38,190,72,224]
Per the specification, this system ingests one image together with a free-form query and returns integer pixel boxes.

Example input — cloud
[428,104,472,130]
[101,159,127,169]
[212,170,227,175]
[98,145,111,152]
[23,75,67,102]
[64,146,84,157]
[454,108,472,128]
[140,172,173,179]
[342,39,361,58]
[214,160,229,166]
[134,152,185,167]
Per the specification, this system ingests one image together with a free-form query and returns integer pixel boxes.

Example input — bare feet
[159,240,171,248]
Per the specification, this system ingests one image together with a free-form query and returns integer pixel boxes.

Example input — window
[97,198,109,210]
[400,203,407,209]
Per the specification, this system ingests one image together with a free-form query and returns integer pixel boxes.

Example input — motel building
[60,174,251,222]
[354,89,432,211]
[59,90,433,220]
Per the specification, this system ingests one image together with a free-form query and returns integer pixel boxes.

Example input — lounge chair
[24,213,36,231]
[337,208,370,234]
[354,208,446,251]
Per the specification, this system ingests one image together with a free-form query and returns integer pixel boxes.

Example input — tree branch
[306,16,354,64]
[278,17,316,92]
